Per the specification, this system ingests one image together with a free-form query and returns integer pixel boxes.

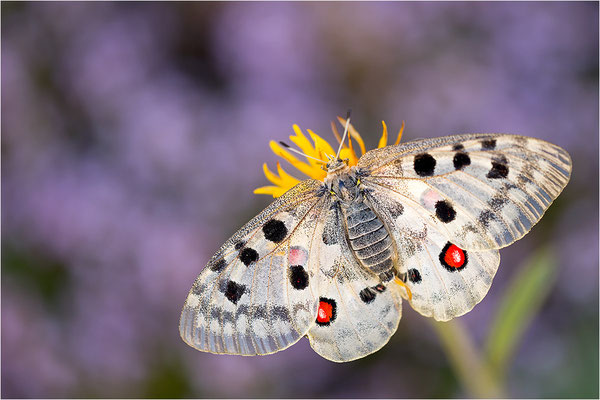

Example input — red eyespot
[440,242,468,272]
[317,302,332,323]
[316,298,336,326]
[445,244,465,268]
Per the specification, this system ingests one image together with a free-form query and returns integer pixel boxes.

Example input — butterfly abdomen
[343,200,395,281]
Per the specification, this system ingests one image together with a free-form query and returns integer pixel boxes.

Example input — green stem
[430,319,505,398]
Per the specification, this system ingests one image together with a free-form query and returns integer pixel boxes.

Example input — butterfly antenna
[279,141,327,164]
[335,109,352,160]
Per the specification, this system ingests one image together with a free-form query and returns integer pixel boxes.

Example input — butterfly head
[325,158,349,174]
[325,165,361,203]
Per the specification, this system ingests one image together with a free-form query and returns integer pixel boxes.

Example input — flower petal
[269,141,326,180]
[260,162,299,187]
[290,125,321,167]
[256,120,387,198]
[330,121,359,165]
[276,162,301,186]
[307,129,336,161]
[262,163,281,185]
[378,120,389,148]
[255,163,299,197]
[346,130,359,165]
[339,148,358,166]
[337,116,366,155]
[394,121,405,146]
[253,185,288,198]
[330,120,343,145]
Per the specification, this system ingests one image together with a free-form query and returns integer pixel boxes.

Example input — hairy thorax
[324,164,396,282]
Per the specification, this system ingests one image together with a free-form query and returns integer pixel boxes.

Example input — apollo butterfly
[180,116,571,362]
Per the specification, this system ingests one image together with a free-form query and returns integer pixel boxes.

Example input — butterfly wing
[180,180,327,355]
[360,134,571,250]
[361,134,571,320]
[306,202,403,362]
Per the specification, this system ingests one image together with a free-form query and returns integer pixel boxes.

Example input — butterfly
[180,118,571,362]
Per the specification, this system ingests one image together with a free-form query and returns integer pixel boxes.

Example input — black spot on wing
[408,268,421,283]
[487,156,509,179]
[435,200,456,223]
[210,259,227,272]
[222,280,246,304]
[234,241,245,250]
[289,265,309,290]
[453,143,465,151]
[414,153,436,177]
[482,139,497,150]
[453,152,471,170]
[359,287,376,304]
[262,219,287,243]
[239,247,259,266]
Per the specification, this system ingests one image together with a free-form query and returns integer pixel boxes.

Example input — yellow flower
[254,118,405,198]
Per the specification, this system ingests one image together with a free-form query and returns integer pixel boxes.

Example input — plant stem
[430,319,505,398]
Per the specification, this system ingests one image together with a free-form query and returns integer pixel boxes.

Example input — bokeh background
[2,2,598,398]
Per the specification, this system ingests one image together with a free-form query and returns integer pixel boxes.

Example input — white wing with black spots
[306,202,403,362]
[361,134,571,251]
[180,180,327,355]
[361,133,570,321]
[392,219,499,321]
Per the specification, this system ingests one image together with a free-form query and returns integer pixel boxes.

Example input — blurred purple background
[2,2,598,398]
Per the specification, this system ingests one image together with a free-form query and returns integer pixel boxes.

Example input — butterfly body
[181,131,571,362]
[341,198,397,282]
[323,163,397,282]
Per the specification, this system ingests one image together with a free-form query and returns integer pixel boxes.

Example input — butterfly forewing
[361,134,572,250]
[180,180,326,355]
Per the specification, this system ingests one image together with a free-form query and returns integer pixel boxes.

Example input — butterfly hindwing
[401,221,499,321]
[180,180,325,355]
[365,188,500,320]
[361,134,571,251]
[306,202,403,362]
